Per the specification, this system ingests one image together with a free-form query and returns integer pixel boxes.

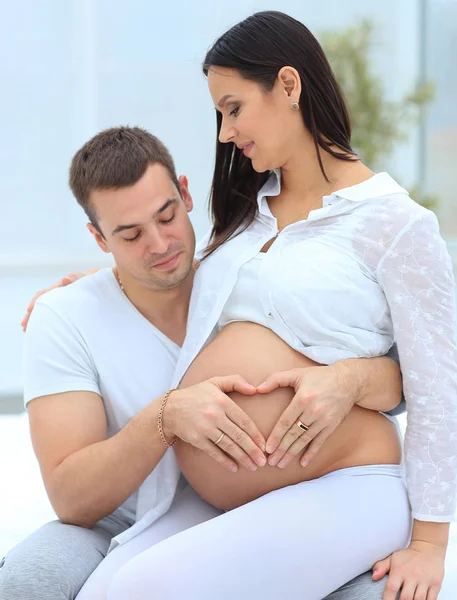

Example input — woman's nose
[218,120,235,144]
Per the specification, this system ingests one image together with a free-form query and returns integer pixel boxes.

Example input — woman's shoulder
[352,180,439,244]
[347,179,444,272]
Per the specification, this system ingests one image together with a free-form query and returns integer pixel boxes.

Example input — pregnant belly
[175,322,402,510]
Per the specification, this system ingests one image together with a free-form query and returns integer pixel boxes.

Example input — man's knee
[324,570,388,600]
[0,520,112,600]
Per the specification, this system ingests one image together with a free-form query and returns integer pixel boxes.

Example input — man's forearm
[340,356,403,411]
[47,395,167,528]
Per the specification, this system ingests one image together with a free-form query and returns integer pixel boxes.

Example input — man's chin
[147,263,193,290]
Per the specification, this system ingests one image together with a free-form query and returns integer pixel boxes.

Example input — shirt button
[268,312,273,318]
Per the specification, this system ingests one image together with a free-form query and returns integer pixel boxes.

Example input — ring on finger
[215,432,225,445]
[296,420,310,432]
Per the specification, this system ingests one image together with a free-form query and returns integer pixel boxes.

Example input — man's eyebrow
[217,94,234,108]
[155,198,178,216]
[111,198,178,236]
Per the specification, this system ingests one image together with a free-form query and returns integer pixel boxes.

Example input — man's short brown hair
[69,126,179,233]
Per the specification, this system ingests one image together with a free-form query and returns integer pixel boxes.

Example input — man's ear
[178,175,193,213]
[87,223,110,253]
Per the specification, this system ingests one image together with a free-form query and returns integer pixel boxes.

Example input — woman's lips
[243,142,254,157]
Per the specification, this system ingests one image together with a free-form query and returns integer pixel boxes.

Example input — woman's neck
[279,140,372,202]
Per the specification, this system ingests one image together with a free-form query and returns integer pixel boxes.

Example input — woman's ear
[277,66,301,104]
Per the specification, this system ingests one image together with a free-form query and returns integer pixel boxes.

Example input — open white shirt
[169,170,457,522]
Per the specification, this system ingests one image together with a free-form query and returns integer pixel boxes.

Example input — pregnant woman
[101,11,457,600]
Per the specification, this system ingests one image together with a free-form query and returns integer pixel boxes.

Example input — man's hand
[257,363,357,468]
[373,541,445,600]
[165,375,267,473]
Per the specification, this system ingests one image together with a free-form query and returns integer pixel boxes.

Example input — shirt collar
[257,169,281,217]
[257,169,408,214]
[326,172,408,205]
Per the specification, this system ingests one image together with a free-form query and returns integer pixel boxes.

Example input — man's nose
[146,231,169,256]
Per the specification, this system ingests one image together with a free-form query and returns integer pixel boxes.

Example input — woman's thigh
[107,465,412,600]
[76,485,222,600]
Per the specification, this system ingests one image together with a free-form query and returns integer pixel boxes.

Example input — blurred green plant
[321,19,437,209]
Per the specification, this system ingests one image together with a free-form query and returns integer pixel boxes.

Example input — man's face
[88,163,196,291]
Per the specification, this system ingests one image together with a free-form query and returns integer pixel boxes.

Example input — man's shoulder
[35,268,116,320]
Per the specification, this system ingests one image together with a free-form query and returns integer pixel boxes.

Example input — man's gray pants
[0,513,388,600]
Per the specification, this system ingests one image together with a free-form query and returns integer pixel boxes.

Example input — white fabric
[105,465,410,600]
[23,268,181,526]
[75,484,223,600]
[168,170,457,522]
[218,254,270,329]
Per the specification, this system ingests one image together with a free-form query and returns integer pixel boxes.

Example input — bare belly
[175,322,402,510]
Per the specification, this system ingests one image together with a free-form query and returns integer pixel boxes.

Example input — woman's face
[207,67,305,173]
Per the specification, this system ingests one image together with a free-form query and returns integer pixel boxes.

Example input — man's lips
[152,252,182,270]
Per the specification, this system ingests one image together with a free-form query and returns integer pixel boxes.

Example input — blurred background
[0,0,456,593]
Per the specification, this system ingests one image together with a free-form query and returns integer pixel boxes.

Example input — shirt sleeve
[377,210,457,521]
[23,300,100,407]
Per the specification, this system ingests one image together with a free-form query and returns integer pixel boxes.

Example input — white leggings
[77,464,411,600]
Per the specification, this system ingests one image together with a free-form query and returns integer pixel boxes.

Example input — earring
[291,102,300,111]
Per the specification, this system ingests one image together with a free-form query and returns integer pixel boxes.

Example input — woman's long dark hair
[202,11,357,257]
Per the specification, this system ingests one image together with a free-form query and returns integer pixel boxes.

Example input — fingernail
[266,444,274,454]
[257,456,266,467]
[277,458,288,468]
[229,464,238,473]
[248,463,257,471]
[259,441,266,452]
[268,455,278,466]
[301,460,308,468]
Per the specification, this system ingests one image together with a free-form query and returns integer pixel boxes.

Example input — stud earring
[291,102,300,110]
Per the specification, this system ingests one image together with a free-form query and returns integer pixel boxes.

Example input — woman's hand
[372,541,445,600]
[257,362,358,468]
[21,271,88,331]
[164,375,267,473]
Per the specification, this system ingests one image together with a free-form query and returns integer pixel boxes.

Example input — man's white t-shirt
[23,268,181,523]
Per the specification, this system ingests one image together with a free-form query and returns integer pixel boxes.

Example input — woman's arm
[374,209,457,598]
[21,268,101,331]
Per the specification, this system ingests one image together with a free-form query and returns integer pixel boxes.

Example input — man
[0,126,396,599]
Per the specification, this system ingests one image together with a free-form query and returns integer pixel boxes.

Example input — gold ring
[297,420,310,432]
[215,433,225,445]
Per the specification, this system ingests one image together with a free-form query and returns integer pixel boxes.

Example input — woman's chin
[251,161,269,174]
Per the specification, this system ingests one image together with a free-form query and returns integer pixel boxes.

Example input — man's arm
[24,301,266,528]
[24,299,169,528]
[336,356,403,412]
[28,390,168,529]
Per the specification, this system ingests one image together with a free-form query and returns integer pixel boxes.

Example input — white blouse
[218,255,270,330]
[171,170,457,522]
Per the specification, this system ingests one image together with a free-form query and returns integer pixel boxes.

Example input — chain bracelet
[158,388,177,448]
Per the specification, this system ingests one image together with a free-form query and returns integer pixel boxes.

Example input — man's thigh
[0,512,129,600]
[325,571,389,600]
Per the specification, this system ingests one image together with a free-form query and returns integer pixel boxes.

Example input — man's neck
[114,267,194,347]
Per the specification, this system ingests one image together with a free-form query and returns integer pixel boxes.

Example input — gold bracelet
[158,388,177,448]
